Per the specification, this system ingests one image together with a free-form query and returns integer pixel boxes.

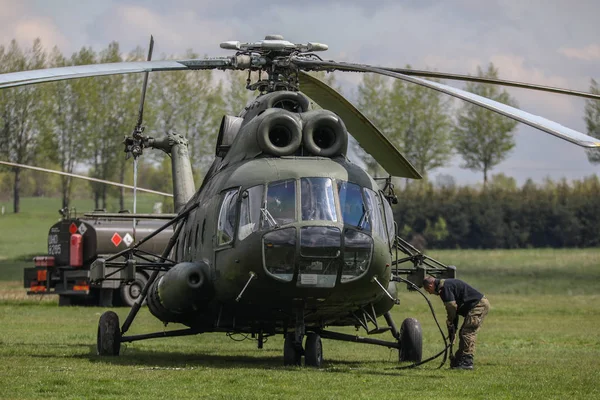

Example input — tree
[225,71,258,116]
[148,52,225,185]
[388,70,454,179]
[87,42,135,210]
[354,69,454,181]
[584,78,600,164]
[0,39,47,213]
[42,46,96,209]
[355,73,392,176]
[453,63,518,186]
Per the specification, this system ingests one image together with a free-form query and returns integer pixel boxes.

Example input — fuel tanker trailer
[23,209,174,307]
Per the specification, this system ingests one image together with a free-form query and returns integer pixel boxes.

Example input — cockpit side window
[301,177,337,222]
[381,192,396,246]
[264,179,296,227]
[363,188,386,240]
[239,184,264,241]
[217,189,239,246]
[337,181,368,230]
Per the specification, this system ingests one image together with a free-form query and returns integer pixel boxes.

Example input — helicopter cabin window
[337,181,369,230]
[183,232,189,260]
[239,184,264,241]
[363,189,386,241]
[173,239,179,260]
[263,180,296,228]
[217,189,239,246]
[301,178,337,222]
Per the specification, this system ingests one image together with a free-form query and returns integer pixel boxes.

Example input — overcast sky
[1,0,599,185]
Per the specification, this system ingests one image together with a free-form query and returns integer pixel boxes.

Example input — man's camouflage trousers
[456,297,490,357]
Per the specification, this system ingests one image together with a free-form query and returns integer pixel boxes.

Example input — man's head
[422,276,437,294]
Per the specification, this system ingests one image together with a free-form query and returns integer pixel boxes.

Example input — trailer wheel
[118,272,148,307]
[399,318,423,362]
[97,311,121,356]
[58,295,71,306]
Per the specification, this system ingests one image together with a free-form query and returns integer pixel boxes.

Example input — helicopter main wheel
[399,318,423,362]
[304,333,323,368]
[283,333,302,366]
[118,272,148,307]
[97,311,121,356]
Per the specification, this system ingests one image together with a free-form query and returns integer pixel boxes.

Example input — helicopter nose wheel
[304,332,323,367]
[283,332,323,367]
[283,333,302,366]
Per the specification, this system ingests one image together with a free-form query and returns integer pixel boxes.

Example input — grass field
[0,198,599,399]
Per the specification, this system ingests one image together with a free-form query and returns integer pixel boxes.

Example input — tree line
[395,174,600,249]
[0,39,254,213]
[1,38,599,220]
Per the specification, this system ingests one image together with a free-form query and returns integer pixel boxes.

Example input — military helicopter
[1,35,599,368]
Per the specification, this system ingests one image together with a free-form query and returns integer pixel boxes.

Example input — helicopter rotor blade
[0,58,237,89]
[377,67,600,101]
[0,160,173,197]
[298,72,421,179]
[292,57,600,148]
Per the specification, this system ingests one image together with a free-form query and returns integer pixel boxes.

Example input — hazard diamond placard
[78,223,87,235]
[111,233,122,247]
[122,233,133,247]
[69,223,78,235]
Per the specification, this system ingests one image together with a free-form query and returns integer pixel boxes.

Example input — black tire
[399,318,422,362]
[58,295,71,306]
[97,311,121,356]
[119,272,148,307]
[304,333,323,368]
[283,333,302,366]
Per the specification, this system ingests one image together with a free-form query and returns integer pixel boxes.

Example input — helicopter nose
[262,225,372,288]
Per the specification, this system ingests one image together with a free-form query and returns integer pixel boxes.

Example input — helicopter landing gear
[283,332,324,367]
[97,311,121,356]
[283,333,302,366]
[398,317,422,362]
[304,332,323,368]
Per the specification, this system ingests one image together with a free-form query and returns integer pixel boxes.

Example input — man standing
[422,276,490,370]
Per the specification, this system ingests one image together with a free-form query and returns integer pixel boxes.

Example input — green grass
[0,293,598,399]
[1,197,599,398]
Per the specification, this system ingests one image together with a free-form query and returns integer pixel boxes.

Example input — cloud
[0,1,69,51]
[559,44,600,61]
[11,17,70,50]
[90,4,245,57]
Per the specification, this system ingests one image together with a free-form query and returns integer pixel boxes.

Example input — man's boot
[455,354,474,370]
[450,354,460,368]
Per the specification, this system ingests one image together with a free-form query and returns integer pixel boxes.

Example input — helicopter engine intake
[301,110,347,157]
[147,261,213,322]
[257,110,303,156]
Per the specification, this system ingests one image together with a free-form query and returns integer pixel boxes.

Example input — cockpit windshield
[301,178,337,222]
[237,178,389,245]
[265,179,296,227]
